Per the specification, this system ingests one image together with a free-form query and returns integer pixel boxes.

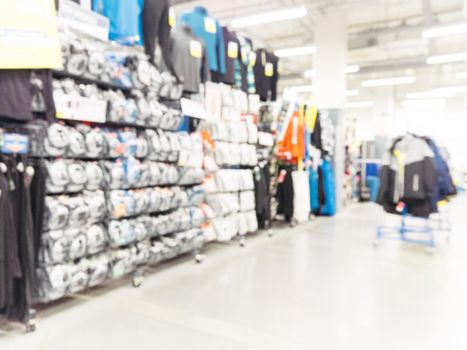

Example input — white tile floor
[1,198,467,350]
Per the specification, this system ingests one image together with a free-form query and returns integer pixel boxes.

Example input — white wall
[349,104,467,168]
[394,108,467,166]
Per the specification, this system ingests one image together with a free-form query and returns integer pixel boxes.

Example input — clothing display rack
[375,133,456,253]
[0,0,288,334]
[0,27,207,334]
[273,101,339,225]
[374,205,452,254]
[0,130,40,332]
[254,103,278,233]
[198,83,259,247]
[375,209,436,253]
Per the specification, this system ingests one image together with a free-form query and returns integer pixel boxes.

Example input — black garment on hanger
[0,173,10,310]
[377,134,438,218]
[4,159,22,281]
[142,0,178,80]
[276,165,294,222]
[254,163,271,228]
[311,112,323,151]
[269,53,279,101]
[30,159,47,265]
[4,157,36,322]
[0,69,56,122]
[253,49,279,102]
[211,27,240,85]
[32,70,56,121]
[0,159,21,317]
[317,165,326,211]
[0,70,33,122]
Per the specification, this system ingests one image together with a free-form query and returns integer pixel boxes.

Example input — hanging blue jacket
[425,138,456,205]
[309,168,319,213]
[320,160,336,216]
[93,0,144,45]
[179,6,226,74]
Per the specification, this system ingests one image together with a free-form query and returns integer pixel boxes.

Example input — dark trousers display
[0,157,41,322]
[276,165,294,222]
[255,164,271,229]
[30,159,47,266]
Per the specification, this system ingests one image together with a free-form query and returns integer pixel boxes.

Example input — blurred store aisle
[1,199,467,350]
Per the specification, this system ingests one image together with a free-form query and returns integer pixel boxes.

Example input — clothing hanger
[406,131,426,140]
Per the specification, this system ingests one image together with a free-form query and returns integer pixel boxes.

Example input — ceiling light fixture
[288,85,314,93]
[345,101,374,109]
[401,99,446,109]
[345,65,360,74]
[432,85,467,94]
[275,45,316,58]
[345,90,360,97]
[456,71,467,79]
[406,91,453,99]
[426,52,467,64]
[361,76,415,87]
[303,65,360,78]
[304,69,315,78]
[231,7,307,28]
[422,23,467,38]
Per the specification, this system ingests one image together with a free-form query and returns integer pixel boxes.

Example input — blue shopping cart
[374,202,451,254]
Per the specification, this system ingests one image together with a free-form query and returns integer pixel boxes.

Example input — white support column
[314,11,347,213]
[314,11,347,109]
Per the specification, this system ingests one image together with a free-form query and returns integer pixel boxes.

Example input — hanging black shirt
[0,173,9,310]
[0,70,33,122]
[311,112,323,151]
[253,49,280,102]
[142,0,178,80]
[211,27,240,85]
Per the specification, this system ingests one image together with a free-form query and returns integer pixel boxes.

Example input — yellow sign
[265,62,274,77]
[168,7,176,28]
[190,40,202,58]
[0,0,62,69]
[204,17,217,34]
[227,41,238,59]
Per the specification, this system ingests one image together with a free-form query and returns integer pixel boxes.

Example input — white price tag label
[227,41,238,59]
[265,62,274,77]
[204,17,217,33]
[168,7,176,27]
[249,51,257,67]
[190,40,202,58]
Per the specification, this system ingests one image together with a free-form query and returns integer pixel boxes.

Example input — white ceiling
[173,0,467,99]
